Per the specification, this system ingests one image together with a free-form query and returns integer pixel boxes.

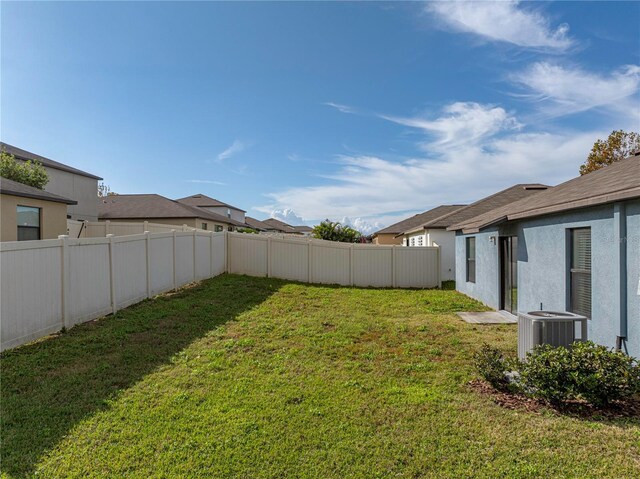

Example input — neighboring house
[99,194,247,231]
[262,218,304,235]
[244,216,271,231]
[1,142,102,221]
[450,153,640,356]
[292,225,313,236]
[176,194,246,223]
[371,205,466,245]
[1,176,77,241]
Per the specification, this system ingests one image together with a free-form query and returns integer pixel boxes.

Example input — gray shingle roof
[373,205,467,236]
[262,218,298,233]
[244,216,271,231]
[454,154,640,233]
[1,142,102,180]
[176,194,246,212]
[444,184,550,231]
[1,176,78,205]
[99,194,246,227]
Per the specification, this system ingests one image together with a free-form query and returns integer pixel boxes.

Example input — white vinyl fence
[1,231,227,352]
[67,219,205,238]
[1,231,440,352]
[227,233,440,289]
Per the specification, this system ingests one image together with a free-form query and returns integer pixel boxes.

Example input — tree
[0,151,49,189]
[98,182,118,197]
[579,130,640,175]
[311,220,362,243]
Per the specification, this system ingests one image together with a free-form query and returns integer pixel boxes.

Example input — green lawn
[2,275,639,478]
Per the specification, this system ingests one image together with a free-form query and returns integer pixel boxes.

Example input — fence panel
[0,241,63,350]
[68,238,111,325]
[352,246,393,287]
[195,233,212,280]
[211,233,226,276]
[310,242,351,285]
[85,222,107,237]
[228,234,268,276]
[395,247,440,288]
[175,233,196,286]
[270,238,309,282]
[113,236,148,309]
[149,234,175,295]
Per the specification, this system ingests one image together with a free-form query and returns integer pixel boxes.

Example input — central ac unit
[517,311,588,359]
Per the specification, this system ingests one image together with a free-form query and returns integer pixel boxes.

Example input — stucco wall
[1,193,69,241]
[625,200,640,357]
[200,205,245,223]
[43,168,99,221]
[455,227,500,309]
[456,200,640,357]
[372,233,402,245]
[406,229,457,281]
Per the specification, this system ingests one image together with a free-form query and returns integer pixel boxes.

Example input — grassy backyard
[2,274,639,478]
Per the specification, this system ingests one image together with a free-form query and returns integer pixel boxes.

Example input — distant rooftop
[1,142,102,180]
[373,205,466,237]
[1,176,77,205]
[176,193,246,212]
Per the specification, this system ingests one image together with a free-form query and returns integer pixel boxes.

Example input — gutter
[614,202,628,352]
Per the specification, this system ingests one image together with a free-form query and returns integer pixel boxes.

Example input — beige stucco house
[1,177,77,241]
[1,142,102,221]
[99,194,247,231]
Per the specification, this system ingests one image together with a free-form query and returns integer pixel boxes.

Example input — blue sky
[2,1,639,233]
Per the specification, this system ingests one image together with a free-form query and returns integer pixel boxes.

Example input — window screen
[17,206,41,241]
[570,228,591,318]
[466,237,476,283]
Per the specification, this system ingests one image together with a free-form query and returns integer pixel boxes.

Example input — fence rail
[67,219,206,238]
[1,231,440,352]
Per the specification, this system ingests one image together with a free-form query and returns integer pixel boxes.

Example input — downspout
[614,202,628,352]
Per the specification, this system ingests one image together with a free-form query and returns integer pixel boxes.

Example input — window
[227,208,231,218]
[201,223,208,230]
[466,237,476,283]
[214,225,223,232]
[417,236,424,247]
[228,226,234,232]
[410,237,416,247]
[570,228,591,318]
[17,206,41,241]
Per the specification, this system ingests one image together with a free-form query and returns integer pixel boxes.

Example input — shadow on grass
[0,274,281,478]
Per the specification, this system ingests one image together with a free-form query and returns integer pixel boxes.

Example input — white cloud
[271,208,305,225]
[511,62,640,118]
[185,179,226,186]
[341,217,385,235]
[258,101,607,228]
[217,140,246,162]
[324,102,357,114]
[381,102,521,151]
[427,0,574,51]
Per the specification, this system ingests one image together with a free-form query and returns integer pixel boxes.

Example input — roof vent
[524,185,547,190]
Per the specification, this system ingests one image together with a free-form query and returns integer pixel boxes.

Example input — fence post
[145,231,151,298]
[59,235,71,329]
[436,245,442,289]
[208,231,213,277]
[183,224,188,232]
[107,234,117,314]
[308,240,312,283]
[192,229,197,282]
[105,220,111,236]
[172,229,178,291]
[349,244,354,286]
[225,231,229,273]
[392,245,397,288]
[267,237,272,278]
[144,221,149,234]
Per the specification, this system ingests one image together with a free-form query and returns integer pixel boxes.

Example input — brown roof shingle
[373,205,467,237]
[176,193,246,212]
[1,176,78,205]
[262,218,298,233]
[444,184,550,232]
[1,142,102,180]
[99,194,246,227]
[454,154,640,233]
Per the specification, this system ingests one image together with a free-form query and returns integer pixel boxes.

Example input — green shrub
[568,341,640,406]
[518,344,574,403]
[519,341,640,406]
[0,151,49,189]
[474,343,514,391]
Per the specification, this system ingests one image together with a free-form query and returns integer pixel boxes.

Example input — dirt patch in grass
[469,379,640,420]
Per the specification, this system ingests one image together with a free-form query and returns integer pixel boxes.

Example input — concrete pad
[457,311,517,324]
